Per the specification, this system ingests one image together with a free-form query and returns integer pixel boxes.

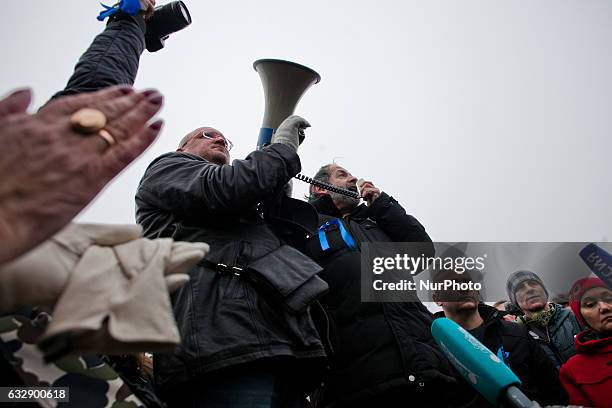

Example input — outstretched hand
[0,85,164,265]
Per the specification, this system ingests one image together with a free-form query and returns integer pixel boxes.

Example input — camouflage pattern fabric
[0,308,144,408]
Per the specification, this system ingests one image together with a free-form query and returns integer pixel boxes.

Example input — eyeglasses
[200,131,234,151]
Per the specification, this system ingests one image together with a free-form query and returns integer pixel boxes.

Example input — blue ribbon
[496,345,510,367]
[318,219,356,251]
[97,0,142,21]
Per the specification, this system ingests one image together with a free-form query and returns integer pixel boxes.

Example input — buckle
[217,263,243,277]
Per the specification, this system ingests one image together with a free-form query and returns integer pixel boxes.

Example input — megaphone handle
[294,174,360,199]
[257,127,274,150]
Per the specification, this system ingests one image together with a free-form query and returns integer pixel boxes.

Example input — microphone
[579,243,612,289]
[431,318,537,408]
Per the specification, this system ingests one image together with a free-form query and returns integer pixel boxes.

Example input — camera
[145,1,192,52]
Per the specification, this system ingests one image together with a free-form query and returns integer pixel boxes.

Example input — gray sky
[1,0,611,241]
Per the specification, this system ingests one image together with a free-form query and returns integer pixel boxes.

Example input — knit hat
[506,270,548,307]
[569,277,606,328]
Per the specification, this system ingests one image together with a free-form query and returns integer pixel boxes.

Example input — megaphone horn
[254,59,321,149]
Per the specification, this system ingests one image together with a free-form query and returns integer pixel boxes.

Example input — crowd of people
[1,2,610,407]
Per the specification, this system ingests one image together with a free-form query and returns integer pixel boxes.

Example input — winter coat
[304,194,457,407]
[135,148,328,395]
[560,330,612,408]
[522,303,582,368]
[51,13,146,100]
[435,304,567,406]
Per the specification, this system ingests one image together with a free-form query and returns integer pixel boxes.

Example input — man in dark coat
[433,270,567,406]
[303,164,458,408]
[506,270,582,368]
[136,116,330,407]
[62,2,328,405]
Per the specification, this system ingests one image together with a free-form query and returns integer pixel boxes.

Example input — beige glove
[0,223,207,312]
[0,222,209,359]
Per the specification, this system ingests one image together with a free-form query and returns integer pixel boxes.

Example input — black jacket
[304,194,457,407]
[521,303,582,369]
[135,148,328,394]
[434,304,567,406]
[52,13,146,100]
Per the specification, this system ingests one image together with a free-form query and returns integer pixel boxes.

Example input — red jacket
[559,330,612,407]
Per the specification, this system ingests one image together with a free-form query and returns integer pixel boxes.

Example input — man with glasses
[175,127,233,165]
[135,115,328,407]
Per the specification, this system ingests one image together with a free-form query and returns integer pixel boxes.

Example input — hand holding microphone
[357,179,381,206]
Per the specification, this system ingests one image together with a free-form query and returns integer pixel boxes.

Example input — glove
[272,115,310,152]
[0,223,208,312]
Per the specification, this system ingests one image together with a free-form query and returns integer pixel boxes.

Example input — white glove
[272,115,310,152]
[0,223,208,312]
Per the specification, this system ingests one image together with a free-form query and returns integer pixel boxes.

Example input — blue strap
[496,345,510,367]
[318,219,356,251]
[97,0,142,21]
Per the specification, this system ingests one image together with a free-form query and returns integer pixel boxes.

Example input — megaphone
[253,59,321,149]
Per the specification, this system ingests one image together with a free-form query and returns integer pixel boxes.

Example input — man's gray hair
[307,163,334,202]
[178,130,196,150]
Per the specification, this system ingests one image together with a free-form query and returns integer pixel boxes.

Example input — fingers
[360,181,381,204]
[0,88,32,119]
[362,187,380,198]
[82,223,142,246]
[165,274,190,293]
[100,119,163,176]
[79,90,163,156]
[52,223,142,254]
[279,115,311,130]
[141,0,156,19]
[166,241,209,276]
[359,180,375,190]
[39,85,134,118]
[103,91,163,143]
[93,91,148,122]
[297,118,311,129]
[359,181,377,194]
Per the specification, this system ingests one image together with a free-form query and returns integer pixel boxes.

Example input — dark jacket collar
[433,304,502,330]
[310,194,370,220]
[575,330,612,353]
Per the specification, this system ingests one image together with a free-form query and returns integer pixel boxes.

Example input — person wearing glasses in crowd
[136,114,330,407]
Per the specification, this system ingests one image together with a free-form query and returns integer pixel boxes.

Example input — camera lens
[178,2,191,24]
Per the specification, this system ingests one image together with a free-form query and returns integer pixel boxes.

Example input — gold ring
[70,108,107,134]
[96,129,116,147]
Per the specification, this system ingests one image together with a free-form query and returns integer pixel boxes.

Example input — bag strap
[318,219,356,251]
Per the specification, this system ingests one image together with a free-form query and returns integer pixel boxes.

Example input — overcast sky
[1,0,611,242]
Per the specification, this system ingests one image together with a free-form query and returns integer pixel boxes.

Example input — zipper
[545,322,564,364]
[314,300,335,356]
